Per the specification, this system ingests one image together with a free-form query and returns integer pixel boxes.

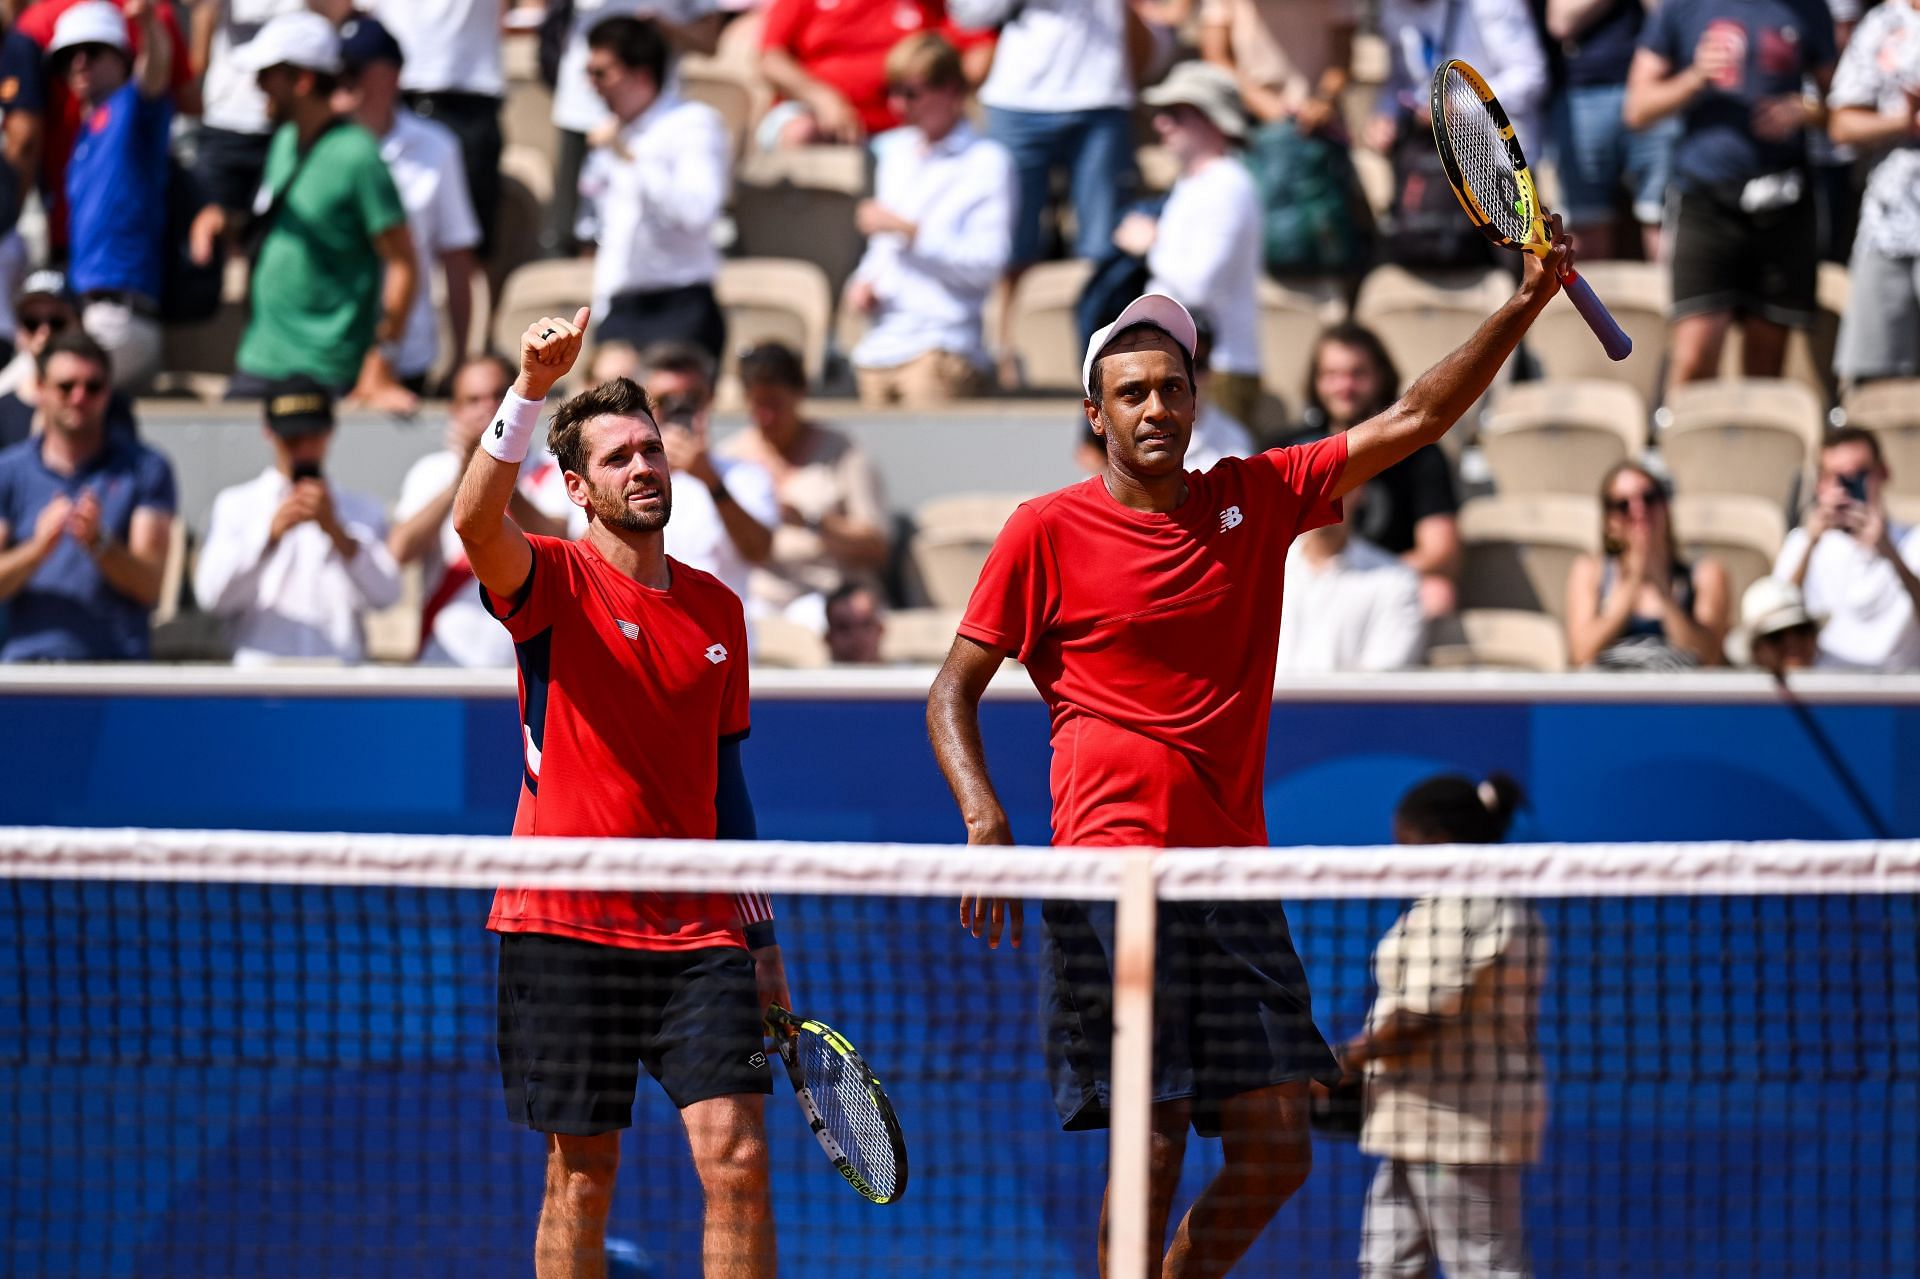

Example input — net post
[1106,851,1158,1278]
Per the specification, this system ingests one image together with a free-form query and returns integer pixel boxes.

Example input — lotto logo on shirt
[705,643,729,665]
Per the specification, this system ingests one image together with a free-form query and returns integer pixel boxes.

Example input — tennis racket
[1429,59,1633,361]
[766,1005,908,1205]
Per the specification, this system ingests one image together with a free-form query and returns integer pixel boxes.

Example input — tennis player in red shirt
[454,307,787,1279]
[928,226,1576,1278]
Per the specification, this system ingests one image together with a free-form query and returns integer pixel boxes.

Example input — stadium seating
[1003,259,1095,393]
[908,492,1029,610]
[1479,380,1647,496]
[155,256,251,396]
[1356,265,1516,450]
[1661,378,1822,506]
[753,614,830,668]
[715,257,834,389]
[1426,607,1569,672]
[430,270,492,386]
[1843,380,1920,499]
[1525,260,1669,408]
[680,55,767,161]
[1671,492,1788,607]
[1258,276,1348,413]
[491,258,596,358]
[1457,493,1601,621]
[363,564,424,665]
[488,168,548,297]
[733,145,869,298]
[879,608,962,665]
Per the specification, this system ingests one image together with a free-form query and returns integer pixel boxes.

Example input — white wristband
[480,390,544,465]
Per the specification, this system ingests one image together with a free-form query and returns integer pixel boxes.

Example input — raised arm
[451,307,589,600]
[928,633,1022,948]
[1334,225,1570,500]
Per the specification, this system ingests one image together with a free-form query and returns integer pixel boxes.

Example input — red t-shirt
[18,0,194,252]
[958,436,1349,850]
[483,536,757,951]
[760,0,992,134]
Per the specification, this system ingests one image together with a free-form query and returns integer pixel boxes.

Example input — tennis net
[3,829,1917,1278]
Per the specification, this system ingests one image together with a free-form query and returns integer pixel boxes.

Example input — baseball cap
[1741,576,1820,641]
[1081,294,1198,398]
[17,268,76,308]
[233,10,343,75]
[338,15,405,74]
[1140,61,1249,141]
[264,376,336,439]
[49,1,130,58]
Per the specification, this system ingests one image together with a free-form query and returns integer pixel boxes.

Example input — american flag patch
[615,619,640,640]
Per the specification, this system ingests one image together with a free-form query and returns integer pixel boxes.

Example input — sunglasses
[1605,490,1665,515]
[887,81,930,102]
[50,377,108,399]
[19,313,69,335]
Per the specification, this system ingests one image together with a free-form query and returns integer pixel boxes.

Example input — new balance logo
[1220,505,1245,532]
[705,643,729,664]
[615,618,640,641]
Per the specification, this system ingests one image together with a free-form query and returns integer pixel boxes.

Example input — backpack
[1244,120,1373,277]
[1382,123,1496,270]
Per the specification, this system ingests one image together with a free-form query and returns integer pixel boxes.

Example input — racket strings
[797,1031,902,1196]
[1438,71,1531,244]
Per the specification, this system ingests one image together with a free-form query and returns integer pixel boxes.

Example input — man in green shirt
[200,12,416,398]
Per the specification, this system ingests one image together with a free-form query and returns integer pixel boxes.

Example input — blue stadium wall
[3,674,1917,1277]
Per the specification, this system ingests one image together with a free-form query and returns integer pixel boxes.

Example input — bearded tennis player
[928,225,1575,1278]
[455,307,786,1279]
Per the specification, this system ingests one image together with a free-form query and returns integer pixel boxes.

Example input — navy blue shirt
[1640,0,1837,187]
[67,81,173,300]
[1561,0,1648,87]
[0,29,46,233]
[0,433,176,661]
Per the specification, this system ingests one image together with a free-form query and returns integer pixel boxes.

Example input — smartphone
[1841,471,1868,504]
[290,460,323,483]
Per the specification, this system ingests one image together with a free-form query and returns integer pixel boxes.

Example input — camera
[290,460,323,483]
[1840,471,1869,505]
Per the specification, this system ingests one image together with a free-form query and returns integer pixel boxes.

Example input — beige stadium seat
[1672,493,1788,607]
[1357,265,1517,445]
[430,269,492,384]
[151,517,188,628]
[879,608,962,665]
[1005,259,1095,392]
[1258,276,1348,409]
[716,257,832,388]
[491,258,596,358]
[1350,147,1394,220]
[1479,380,1647,496]
[155,256,251,397]
[910,493,1029,609]
[680,55,766,161]
[1843,381,1920,499]
[362,563,424,665]
[1662,378,1822,505]
[1526,260,1670,408]
[1888,494,1920,529]
[1457,493,1601,621]
[500,143,554,207]
[733,145,869,297]
[501,78,555,160]
[1719,260,1848,409]
[1426,608,1569,672]
[752,615,828,668]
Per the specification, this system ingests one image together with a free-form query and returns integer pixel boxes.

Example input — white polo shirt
[1148,155,1265,380]
[951,0,1133,113]
[1275,534,1426,673]
[1775,523,1920,671]
[377,110,483,381]
[584,90,729,307]
[550,0,716,132]
[366,0,506,97]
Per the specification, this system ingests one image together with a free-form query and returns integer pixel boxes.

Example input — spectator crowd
[0,0,1915,675]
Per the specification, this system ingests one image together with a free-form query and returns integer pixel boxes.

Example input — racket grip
[1563,270,1632,362]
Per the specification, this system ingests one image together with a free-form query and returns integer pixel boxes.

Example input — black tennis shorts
[1667,180,1818,328]
[1041,899,1340,1138]
[497,932,773,1136]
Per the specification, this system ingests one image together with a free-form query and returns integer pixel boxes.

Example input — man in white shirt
[193,378,403,665]
[545,0,719,254]
[362,0,506,256]
[1774,428,1920,672]
[337,15,482,410]
[632,340,778,602]
[192,0,313,216]
[1275,495,1426,673]
[388,354,571,665]
[1113,60,1266,426]
[845,33,1014,406]
[580,15,730,362]
[949,0,1134,268]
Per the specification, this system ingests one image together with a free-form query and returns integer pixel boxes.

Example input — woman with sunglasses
[1564,461,1729,669]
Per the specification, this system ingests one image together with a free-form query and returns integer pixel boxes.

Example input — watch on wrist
[708,480,731,505]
